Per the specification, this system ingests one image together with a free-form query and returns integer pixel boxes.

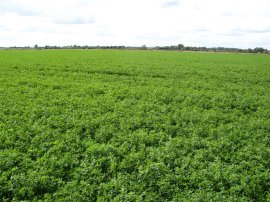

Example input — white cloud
[161,0,180,8]
[0,0,270,48]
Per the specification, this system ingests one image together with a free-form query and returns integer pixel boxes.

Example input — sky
[0,0,270,48]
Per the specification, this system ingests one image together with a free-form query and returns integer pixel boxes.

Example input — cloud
[194,28,211,32]
[245,28,270,34]
[161,0,180,8]
[221,12,244,17]
[53,17,95,25]
[0,0,41,16]
[250,30,270,34]
[0,25,9,31]
[231,27,270,35]
[0,0,270,48]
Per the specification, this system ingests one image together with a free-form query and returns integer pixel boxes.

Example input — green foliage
[0,50,270,201]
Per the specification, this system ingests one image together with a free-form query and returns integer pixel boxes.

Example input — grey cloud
[95,31,115,37]
[216,28,270,37]
[20,26,41,32]
[205,26,270,37]
[161,0,180,8]
[221,12,245,17]
[194,28,211,32]
[222,12,236,17]
[75,0,97,7]
[136,33,179,41]
[53,17,95,25]
[15,9,40,16]
[248,29,270,34]
[220,32,246,37]
[0,25,9,31]
[0,1,41,16]
[233,28,270,34]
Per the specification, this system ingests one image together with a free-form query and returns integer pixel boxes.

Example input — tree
[253,47,265,53]
[141,45,147,50]
[177,44,184,50]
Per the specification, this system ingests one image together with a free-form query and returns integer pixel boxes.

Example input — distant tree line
[44,45,127,50]
[157,44,269,53]
[4,44,269,54]
[41,44,270,53]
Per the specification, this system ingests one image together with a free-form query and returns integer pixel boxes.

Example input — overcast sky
[0,0,270,48]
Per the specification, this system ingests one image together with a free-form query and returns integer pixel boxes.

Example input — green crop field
[0,50,270,201]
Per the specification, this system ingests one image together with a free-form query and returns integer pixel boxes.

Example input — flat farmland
[0,50,270,201]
